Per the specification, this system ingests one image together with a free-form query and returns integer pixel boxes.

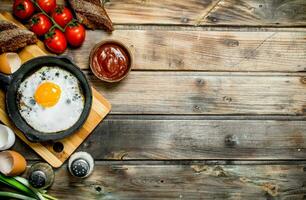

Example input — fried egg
[17,66,85,133]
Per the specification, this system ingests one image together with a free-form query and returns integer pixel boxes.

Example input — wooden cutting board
[0,12,111,168]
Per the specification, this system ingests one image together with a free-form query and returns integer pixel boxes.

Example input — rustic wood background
[1,0,306,199]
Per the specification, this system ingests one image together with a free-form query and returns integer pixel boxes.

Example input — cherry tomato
[30,13,52,36]
[36,0,56,13]
[65,21,86,47]
[51,6,73,28]
[44,29,67,54]
[13,0,35,20]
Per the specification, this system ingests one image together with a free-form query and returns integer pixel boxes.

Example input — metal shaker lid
[68,151,94,178]
[71,159,90,178]
[29,170,46,188]
[28,162,54,189]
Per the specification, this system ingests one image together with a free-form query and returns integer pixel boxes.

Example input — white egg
[17,66,85,133]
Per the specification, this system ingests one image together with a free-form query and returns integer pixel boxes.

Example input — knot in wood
[223,39,239,47]
[223,96,232,103]
[300,77,306,84]
[207,16,218,23]
[224,135,238,147]
[95,186,102,192]
[193,105,202,112]
[181,17,189,23]
[82,141,92,148]
[195,78,205,86]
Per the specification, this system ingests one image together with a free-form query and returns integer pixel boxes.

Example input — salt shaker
[28,162,54,189]
[68,152,94,178]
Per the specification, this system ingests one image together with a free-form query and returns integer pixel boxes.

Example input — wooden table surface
[1,0,306,199]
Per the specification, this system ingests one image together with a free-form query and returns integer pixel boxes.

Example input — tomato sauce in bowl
[90,40,132,82]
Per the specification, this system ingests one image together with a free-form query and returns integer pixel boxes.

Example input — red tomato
[65,21,86,47]
[36,0,56,13]
[13,0,35,20]
[51,6,73,28]
[30,13,52,36]
[44,29,67,54]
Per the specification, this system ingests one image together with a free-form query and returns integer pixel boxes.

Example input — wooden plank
[44,163,306,199]
[0,0,11,12]
[66,30,306,72]
[106,0,306,26]
[81,72,306,115]
[1,6,306,72]
[105,0,218,26]
[13,116,306,160]
[197,0,306,26]
[2,0,306,26]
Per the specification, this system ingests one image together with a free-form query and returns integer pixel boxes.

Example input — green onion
[0,173,58,200]
[14,177,48,194]
[0,173,38,198]
[42,193,59,200]
[14,176,45,200]
[0,191,37,200]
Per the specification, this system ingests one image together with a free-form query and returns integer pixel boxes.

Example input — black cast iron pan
[0,55,92,142]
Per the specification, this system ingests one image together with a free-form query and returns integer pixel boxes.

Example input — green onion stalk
[0,173,58,200]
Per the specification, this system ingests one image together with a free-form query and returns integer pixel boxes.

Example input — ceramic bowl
[89,39,133,83]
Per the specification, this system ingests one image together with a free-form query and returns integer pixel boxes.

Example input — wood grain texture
[83,72,306,115]
[1,1,306,199]
[104,0,217,25]
[106,0,306,26]
[2,0,305,26]
[65,30,306,72]
[0,0,12,12]
[13,116,306,160]
[45,163,306,199]
[197,0,306,26]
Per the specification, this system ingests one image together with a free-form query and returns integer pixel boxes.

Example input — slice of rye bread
[0,20,37,53]
[68,0,113,31]
[0,20,18,31]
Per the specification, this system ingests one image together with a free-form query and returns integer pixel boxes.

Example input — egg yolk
[34,82,61,108]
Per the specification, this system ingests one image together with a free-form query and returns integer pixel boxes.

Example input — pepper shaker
[68,151,94,178]
[28,162,54,189]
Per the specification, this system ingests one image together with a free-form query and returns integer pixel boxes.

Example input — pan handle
[58,55,74,65]
[0,72,12,89]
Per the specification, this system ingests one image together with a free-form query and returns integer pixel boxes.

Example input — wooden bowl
[89,39,133,83]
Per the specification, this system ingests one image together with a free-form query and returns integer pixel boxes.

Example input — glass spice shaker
[68,151,94,178]
[28,162,54,189]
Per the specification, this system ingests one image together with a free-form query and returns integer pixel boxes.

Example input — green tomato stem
[29,0,65,32]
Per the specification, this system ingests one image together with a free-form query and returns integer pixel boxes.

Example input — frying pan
[0,55,92,142]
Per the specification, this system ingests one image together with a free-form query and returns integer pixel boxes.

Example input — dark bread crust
[0,20,37,53]
[68,0,113,31]
[0,20,18,31]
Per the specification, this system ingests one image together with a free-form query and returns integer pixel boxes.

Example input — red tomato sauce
[91,43,130,81]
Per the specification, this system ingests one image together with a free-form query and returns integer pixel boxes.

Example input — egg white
[17,66,85,133]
